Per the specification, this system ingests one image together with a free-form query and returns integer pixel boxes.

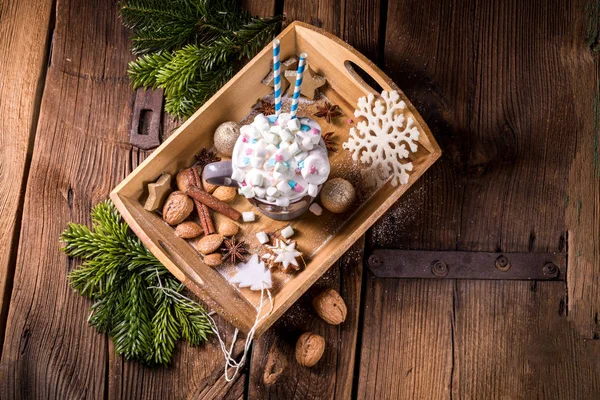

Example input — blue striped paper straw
[272,39,282,116]
[290,53,307,119]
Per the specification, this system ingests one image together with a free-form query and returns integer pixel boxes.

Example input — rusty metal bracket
[367,250,566,281]
[129,88,164,150]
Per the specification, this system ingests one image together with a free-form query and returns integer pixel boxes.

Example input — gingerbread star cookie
[284,65,326,100]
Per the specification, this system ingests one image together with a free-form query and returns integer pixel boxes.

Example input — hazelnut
[162,191,194,225]
[312,288,347,325]
[295,332,325,367]
[175,221,203,239]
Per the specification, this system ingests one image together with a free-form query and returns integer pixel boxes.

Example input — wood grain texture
[0,0,54,352]
[566,0,600,338]
[248,239,363,400]
[364,0,600,399]
[356,277,454,399]
[453,280,600,399]
[0,0,241,398]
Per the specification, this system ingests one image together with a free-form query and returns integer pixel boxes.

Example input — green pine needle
[120,0,283,118]
[61,200,212,366]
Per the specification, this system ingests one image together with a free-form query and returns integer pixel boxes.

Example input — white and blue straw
[272,39,282,116]
[290,53,307,119]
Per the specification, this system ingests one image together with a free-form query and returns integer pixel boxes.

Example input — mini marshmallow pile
[231,113,330,206]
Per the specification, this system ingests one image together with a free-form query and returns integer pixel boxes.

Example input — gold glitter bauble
[320,178,356,213]
[214,121,240,156]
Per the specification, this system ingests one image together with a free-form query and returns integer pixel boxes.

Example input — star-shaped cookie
[144,173,172,211]
[264,239,303,272]
[262,57,298,95]
[284,65,326,100]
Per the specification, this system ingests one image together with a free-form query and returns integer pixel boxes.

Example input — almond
[175,221,203,239]
[176,168,195,192]
[295,332,325,367]
[218,219,239,237]
[195,234,224,255]
[312,288,347,325]
[212,186,237,203]
[203,253,223,267]
[162,191,194,225]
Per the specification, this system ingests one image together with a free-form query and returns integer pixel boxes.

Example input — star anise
[313,102,343,123]
[322,132,338,153]
[221,237,249,264]
[254,99,275,116]
[194,148,221,169]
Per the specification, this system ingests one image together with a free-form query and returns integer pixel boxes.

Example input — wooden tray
[110,22,441,336]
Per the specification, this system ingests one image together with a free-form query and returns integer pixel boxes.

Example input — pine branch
[61,200,212,366]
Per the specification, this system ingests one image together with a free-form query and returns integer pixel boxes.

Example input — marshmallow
[274,162,288,174]
[288,142,301,155]
[266,143,279,155]
[281,225,294,239]
[277,181,292,193]
[266,186,280,197]
[279,128,295,142]
[275,149,292,161]
[254,186,266,198]
[287,118,302,131]
[273,171,285,180]
[276,197,290,207]
[301,137,314,150]
[250,171,264,187]
[231,169,245,183]
[263,132,280,145]
[269,125,282,133]
[266,196,277,202]
[254,113,269,127]
[295,151,308,161]
[277,113,292,125]
[302,154,330,185]
[242,211,255,222]
[240,124,260,138]
[308,183,319,197]
[256,231,269,244]
[309,203,323,216]
[238,185,255,198]
[250,156,265,169]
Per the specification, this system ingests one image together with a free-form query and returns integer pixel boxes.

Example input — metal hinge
[129,88,164,150]
[367,250,566,281]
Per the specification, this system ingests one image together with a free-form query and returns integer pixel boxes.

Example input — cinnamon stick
[189,167,215,235]
[187,185,242,221]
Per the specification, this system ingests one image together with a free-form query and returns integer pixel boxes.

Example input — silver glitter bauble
[214,121,240,156]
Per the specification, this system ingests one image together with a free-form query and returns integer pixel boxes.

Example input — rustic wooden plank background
[1,0,599,399]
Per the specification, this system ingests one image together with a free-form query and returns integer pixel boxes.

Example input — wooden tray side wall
[111,22,441,336]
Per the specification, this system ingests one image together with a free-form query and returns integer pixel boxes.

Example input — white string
[205,285,273,381]
[149,270,274,382]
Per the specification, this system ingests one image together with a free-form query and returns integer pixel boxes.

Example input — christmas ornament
[343,90,421,187]
[214,121,240,156]
[263,239,303,272]
[231,254,272,291]
[319,178,355,214]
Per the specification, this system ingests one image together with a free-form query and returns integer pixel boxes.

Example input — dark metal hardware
[129,88,164,150]
[367,250,566,281]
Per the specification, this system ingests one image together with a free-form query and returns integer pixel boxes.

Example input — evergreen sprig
[119,0,283,118]
[61,200,212,366]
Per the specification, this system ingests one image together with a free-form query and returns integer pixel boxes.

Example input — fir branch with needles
[120,0,283,119]
[61,200,212,366]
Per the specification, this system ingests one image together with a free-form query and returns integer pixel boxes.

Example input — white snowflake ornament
[231,254,272,291]
[343,90,421,187]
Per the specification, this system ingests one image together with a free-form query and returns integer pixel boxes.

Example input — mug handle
[203,161,239,187]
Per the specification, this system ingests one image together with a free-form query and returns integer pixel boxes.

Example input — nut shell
[312,288,347,325]
[212,186,237,203]
[202,175,218,193]
[218,219,239,237]
[176,168,195,192]
[295,332,325,367]
[162,191,194,225]
[320,178,356,214]
[203,253,223,267]
[195,234,224,255]
[175,221,203,239]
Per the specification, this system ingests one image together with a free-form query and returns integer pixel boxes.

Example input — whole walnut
[162,191,193,225]
[312,288,347,325]
[295,332,325,367]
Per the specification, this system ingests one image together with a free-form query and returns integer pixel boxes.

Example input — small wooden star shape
[144,173,172,211]
[284,65,326,100]
[262,57,298,94]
